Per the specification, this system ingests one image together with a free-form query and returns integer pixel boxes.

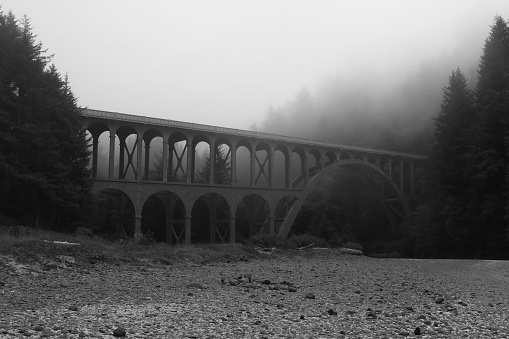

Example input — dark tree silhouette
[0,10,92,230]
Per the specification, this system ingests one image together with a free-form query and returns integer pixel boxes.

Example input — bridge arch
[324,150,337,164]
[235,194,270,240]
[96,188,136,239]
[277,158,409,238]
[191,192,231,243]
[141,190,187,244]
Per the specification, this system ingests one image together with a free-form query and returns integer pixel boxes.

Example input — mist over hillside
[252,14,489,155]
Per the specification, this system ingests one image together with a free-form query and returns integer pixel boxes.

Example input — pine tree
[433,68,476,195]
[466,15,509,257]
[197,145,231,184]
[0,10,92,229]
[428,68,478,256]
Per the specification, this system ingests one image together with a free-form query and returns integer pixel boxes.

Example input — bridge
[82,108,426,244]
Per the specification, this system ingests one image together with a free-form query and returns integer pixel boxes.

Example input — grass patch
[0,227,261,267]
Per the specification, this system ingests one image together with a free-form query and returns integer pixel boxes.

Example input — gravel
[1,250,508,338]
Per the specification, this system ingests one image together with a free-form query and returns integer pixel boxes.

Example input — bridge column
[210,213,216,243]
[286,152,292,188]
[250,148,256,187]
[162,139,169,182]
[91,134,99,178]
[185,216,191,245]
[410,161,415,195]
[134,215,142,243]
[231,144,237,186]
[399,161,404,192]
[137,135,143,181]
[108,131,116,179]
[268,147,274,187]
[230,217,236,244]
[187,141,194,183]
[144,139,150,180]
[165,215,172,244]
[118,138,126,179]
[303,154,309,186]
[269,214,275,236]
[209,143,216,184]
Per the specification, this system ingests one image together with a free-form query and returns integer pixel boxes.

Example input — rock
[367,311,377,319]
[187,282,206,289]
[44,262,59,270]
[33,325,44,331]
[228,279,240,286]
[288,287,297,292]
[414,327,421,335]
[261,279,271,285]
[300,315,305,320]
[398,331,410,336]
[68,305,78,311]
[405,306,414,312]
[305,293,315,299]
[327,309,337,316]
[113,327,126,337]
[435,297,445,304]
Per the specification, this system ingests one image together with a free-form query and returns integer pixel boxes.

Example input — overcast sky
[2,1,509,129]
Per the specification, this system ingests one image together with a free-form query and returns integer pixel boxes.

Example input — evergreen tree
[0,10,92,230]
[197,145,231,184]
[467,15,509,257]
[432,68,476,196]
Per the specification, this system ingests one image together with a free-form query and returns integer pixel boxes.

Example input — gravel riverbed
[1,250,508,338]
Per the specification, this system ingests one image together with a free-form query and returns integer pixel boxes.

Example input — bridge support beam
[230,217,236,244]
[209,143,215,184]
[108,131,116,179]
[187,142,194,183]
[163,139,169,182]
[231,146,237,185]
[185,217,191,245]
[410,161,415,195]
[134,215,142,243]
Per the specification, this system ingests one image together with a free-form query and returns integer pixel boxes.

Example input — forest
[1,9,509,259]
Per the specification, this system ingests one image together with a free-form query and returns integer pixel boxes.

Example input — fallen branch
[298,243,315,250]
[43,240,81,246]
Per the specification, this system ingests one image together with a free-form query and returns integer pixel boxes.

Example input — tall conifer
[0,9,92,229]
[467,16,509,256]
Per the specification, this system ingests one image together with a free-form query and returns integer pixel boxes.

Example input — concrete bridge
[82,108,426,244]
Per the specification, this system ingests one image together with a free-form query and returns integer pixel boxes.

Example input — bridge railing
[81,108,426,160]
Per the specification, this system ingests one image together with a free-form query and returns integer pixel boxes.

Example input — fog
[2,0,509,131]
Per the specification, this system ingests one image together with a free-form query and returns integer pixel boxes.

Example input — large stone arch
[191,192,231,243]
[235,194,270,240]
[96,188,136,239]
[141,190,187,244]
[277,159,409,238]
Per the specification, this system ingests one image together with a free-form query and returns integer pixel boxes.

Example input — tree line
[403,16,509,258]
